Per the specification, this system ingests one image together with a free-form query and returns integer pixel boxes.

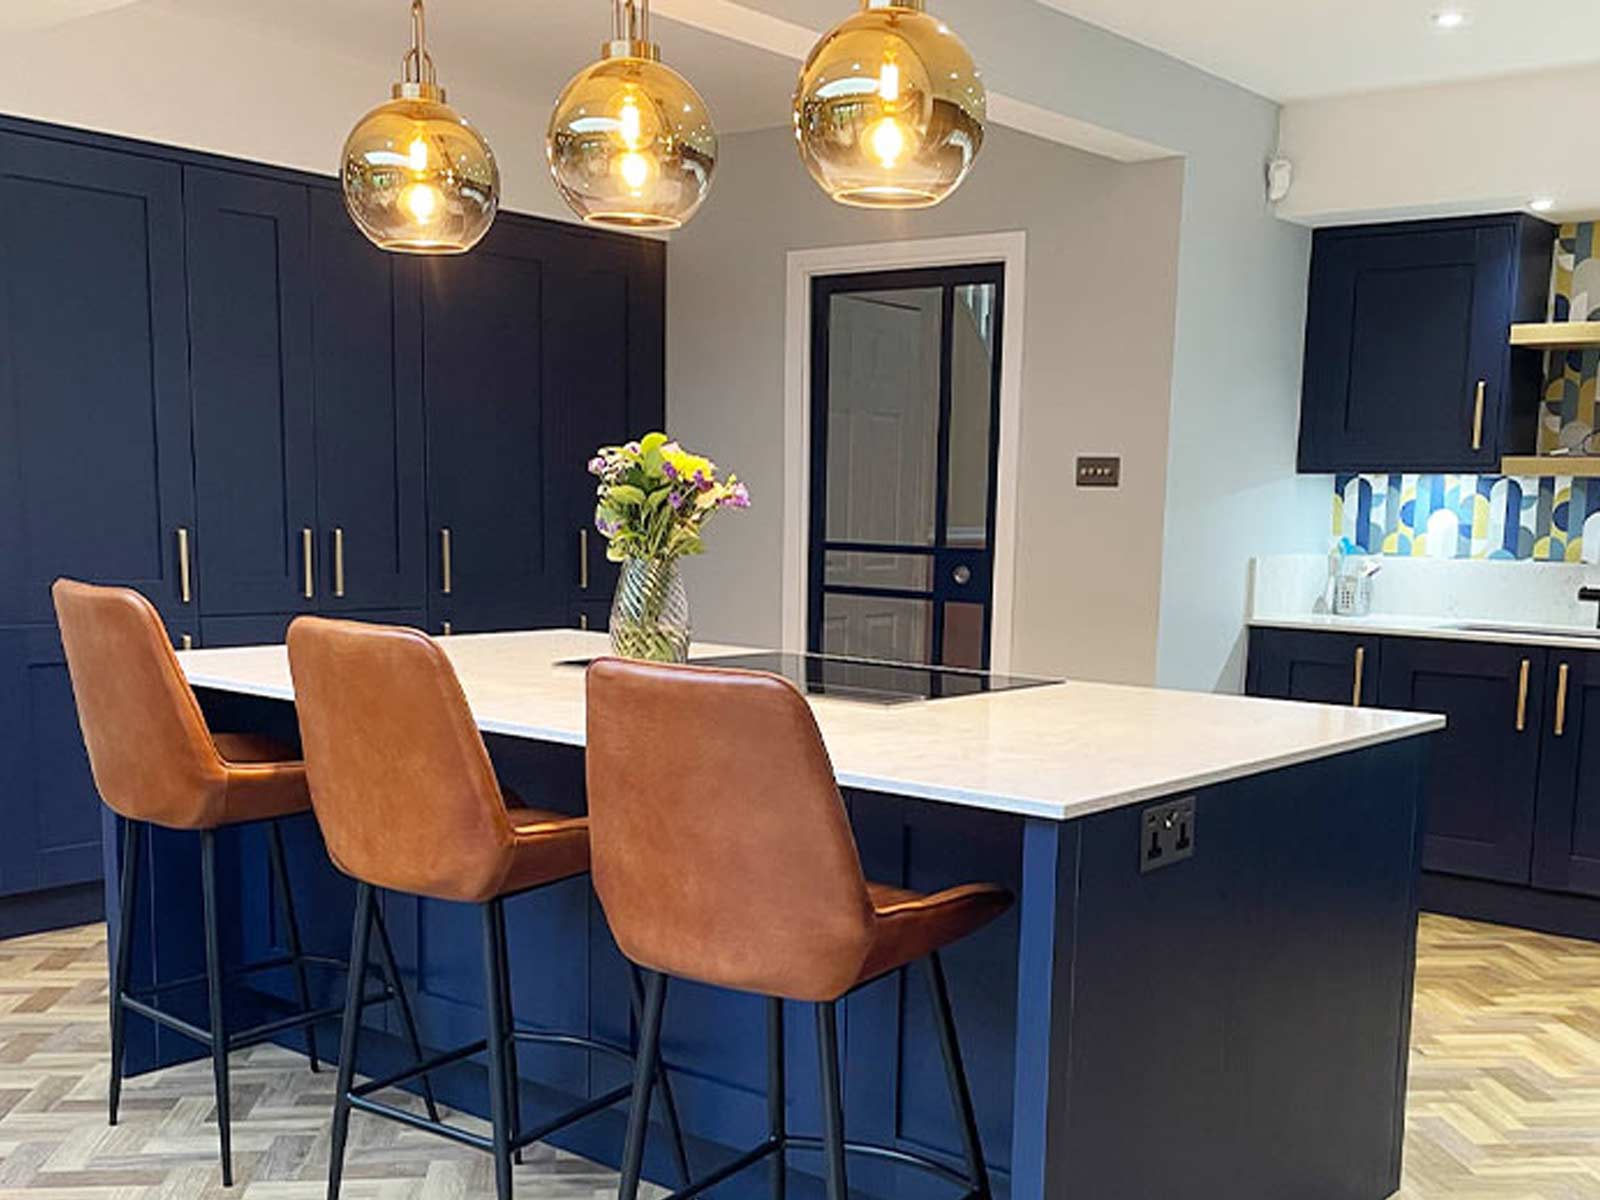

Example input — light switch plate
[1076,456,1121,488]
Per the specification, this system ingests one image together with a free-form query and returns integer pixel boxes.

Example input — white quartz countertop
[178,630,1443,823]
[1250,613,1600,653]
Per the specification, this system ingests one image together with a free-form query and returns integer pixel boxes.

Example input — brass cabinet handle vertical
[1472,380,1486,451]
[1352,644,1367,707]
[580,528,590,591]
[177,527,192,604]
[441,528,453,595]
[180,633,193,651]
[579,612,590,631]
[333,527,346,598]
[1556,662,1571,737]
[441,620,453,637]
[301,527,314,600]
[1516,658,1531,732]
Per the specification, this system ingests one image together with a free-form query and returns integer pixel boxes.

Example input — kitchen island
[110,631,1442,1199]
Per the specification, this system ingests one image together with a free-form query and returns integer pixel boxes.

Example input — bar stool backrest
[286,616,520,903]
[585,658,878,1002]
[52,578,231,828]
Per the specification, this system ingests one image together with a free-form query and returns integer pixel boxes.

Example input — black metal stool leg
[199,830,234,1187]
[108,819,141,1127]
[768,997,787,1200]
[922,953,992,1198]
[266,820,320,1073]
[371,902,441,1123]
[815,1001,848,1200]
[480,901,515,1200]
[619,971,667,1200]
[628,963,693,1186]
[489,900,523,1165]
[327,882,375,1200]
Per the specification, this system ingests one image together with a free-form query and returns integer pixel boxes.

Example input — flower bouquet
[590,432,750,662]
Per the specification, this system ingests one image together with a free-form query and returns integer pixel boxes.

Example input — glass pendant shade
[342,0,499,254]
[547,0,717,230]
[795,0,985,209]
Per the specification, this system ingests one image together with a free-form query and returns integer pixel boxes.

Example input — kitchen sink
[1452,621,1600,640]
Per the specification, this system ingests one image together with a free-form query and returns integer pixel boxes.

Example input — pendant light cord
[613,0,650,44]
[403,0,438,86]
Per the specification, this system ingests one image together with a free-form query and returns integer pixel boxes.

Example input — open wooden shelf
[1501,455,1600,477]
[1510,321,1600,349]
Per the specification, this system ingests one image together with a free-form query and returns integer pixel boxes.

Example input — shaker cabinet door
[309,188,426,614]
[1245,628,1380,707]
[1378,637,1544,883]
[185,167,318,616]
[1532,650,1600,896]
[0,133,196,626]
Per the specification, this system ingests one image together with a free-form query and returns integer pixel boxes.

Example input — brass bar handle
[333,528,346,599]
[1556,662,1571,737]
[177,527,192,605]
[441,620,453,637]
[302,527,314,600]
[580,528,590,591]
[579,612,590,632]
[1516,658,1531,732]
[180,633,193,651]
[1472,380,1486,451]
[1352,644,1366,707]
[441,527,453,596]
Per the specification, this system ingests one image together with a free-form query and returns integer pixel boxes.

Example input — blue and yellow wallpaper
[1331,222,1600,563]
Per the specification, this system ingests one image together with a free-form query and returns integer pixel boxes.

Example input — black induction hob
[567,651,1058,705]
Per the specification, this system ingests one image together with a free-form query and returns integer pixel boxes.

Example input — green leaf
[645,486,672,511]
[639,432,670,456]
[608,484,647,506]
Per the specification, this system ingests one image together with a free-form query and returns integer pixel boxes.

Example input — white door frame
[782,231,1027,674]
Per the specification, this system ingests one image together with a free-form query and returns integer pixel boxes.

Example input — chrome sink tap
[1581,587,1600,629]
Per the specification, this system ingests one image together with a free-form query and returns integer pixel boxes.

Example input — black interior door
[808,264,1004,670]
[0,132,196,630]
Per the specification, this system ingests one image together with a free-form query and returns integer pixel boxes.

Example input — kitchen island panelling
[112,631,1437,1200]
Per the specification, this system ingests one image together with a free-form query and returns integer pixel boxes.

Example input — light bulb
[403,182,440,221]
[869,117,905,167]
[407,136,430,171]
[619,96,644,149]
[879,58,901,103]
[620,151,651,190]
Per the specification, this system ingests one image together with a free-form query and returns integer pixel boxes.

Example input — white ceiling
[172,0,800,134]
[1036,0,1600,101]
[1,0,141,31]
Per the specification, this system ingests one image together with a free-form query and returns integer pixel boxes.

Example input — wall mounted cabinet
[1298,214,1554,474]
[0,114,665,933]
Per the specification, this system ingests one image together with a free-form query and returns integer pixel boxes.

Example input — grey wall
[666,125,1185,684]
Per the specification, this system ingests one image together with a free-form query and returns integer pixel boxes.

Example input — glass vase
[609,556,691,664]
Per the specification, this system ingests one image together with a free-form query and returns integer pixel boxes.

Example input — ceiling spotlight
[1430,10,1469,29]
[1530,197,1557,214]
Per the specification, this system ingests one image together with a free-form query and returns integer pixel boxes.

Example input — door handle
[441,528,453,595]
[1471,380,1486,451]
[441,620,453,637]
[177,527,192,605]
[1352,644,1366,707]
[1556,662,1571,737]
[1516,657,1531,732]
[180,633,193,651]
[333,527,346,599]
[580,528,590,591]
[952,564,973,586]
[302,527,315,600]
[579,612,590,631]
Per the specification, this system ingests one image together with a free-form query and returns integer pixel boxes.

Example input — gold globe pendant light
[795,0,985,209]
[547,0,718,231]
[341,0,500,254]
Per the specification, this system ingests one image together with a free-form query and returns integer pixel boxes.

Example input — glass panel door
[808,263,1005,670]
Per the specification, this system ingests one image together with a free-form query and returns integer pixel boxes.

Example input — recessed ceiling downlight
[1531,197,1557,214]
[1430,9,1470,29]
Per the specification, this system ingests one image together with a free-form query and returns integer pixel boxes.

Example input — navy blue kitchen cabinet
[1245,627,1380,707]
[309,188,427,614]
[186,167,319,617]
[0,132,197,629]
[1298,214,1553,474]
[0,627,103,904]
[1376,637,1544,883]
[1532,650,1600,896]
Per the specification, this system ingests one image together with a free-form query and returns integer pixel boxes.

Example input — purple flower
[588,456,606,476]
[595,516,618,536]
[695,471,713,490]
[662,461,679,481]
[722,482,751,509]
[669,491,685,510]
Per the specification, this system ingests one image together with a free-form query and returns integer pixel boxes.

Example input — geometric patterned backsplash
[1329,222,1600,564]
[1334,472,1600,562]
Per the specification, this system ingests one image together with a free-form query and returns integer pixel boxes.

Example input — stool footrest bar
[660,1138,783,1200]
[784,1135,974,1191]
[509,1028,634,1065]
[347,1095,494,1152]
[509,1082,633,1152]
[351,1039,488,1099]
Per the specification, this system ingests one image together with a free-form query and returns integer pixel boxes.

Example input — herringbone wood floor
[3,917,1599,1197]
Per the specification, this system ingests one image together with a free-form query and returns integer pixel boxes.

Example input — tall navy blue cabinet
[0,114,666,934]
[1299,214,1553,474]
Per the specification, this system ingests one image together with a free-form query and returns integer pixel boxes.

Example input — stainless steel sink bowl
[1452,621,1600,640]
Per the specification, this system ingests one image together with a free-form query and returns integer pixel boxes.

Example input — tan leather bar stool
[286,616,691,1200]
[51,580,434,1188]
[587,658,1015,1200]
